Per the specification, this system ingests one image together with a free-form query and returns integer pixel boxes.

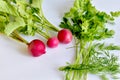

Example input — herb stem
[37,29,50,39]
[10,31,29,45]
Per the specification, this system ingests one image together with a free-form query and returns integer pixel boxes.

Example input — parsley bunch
[59,0,120,80]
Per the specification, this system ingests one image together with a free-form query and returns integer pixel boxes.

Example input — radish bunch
[0,0,73,57]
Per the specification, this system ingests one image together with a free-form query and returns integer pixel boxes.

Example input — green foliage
[59,0,120,80]
[0,0,59,37]
[5,17,25,35]
[0,0,18,16]
[60,0,117,42]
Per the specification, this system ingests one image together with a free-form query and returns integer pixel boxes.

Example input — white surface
[0,0,120,80]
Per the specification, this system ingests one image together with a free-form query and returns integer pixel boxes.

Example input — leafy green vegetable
[5,17,25,35]
[0,0,59,39]
[0,22,5,33]
[111,11,120,17]
[59,0,120,80]
[0,0,18,16]
[16,1,29,18]
[60,0,116,41]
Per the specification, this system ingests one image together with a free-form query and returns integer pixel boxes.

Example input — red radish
[47,37,59,48]
[57,29,72,44]
[28,39,46,57]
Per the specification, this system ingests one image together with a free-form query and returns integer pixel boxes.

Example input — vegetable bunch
[59,0,120,80]
[0,0,73,57]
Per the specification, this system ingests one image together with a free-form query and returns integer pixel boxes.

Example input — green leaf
[105,44,120,50]
[16,1,29,18]
[93,43,120,50]
[30,0,42,9]
[5,17,25,35]
[0,22,5,33]
[0,0,18,16]
[26,17,37,35]
[100,75,109,80]
[111,11,120,17]
[0,15,7,22]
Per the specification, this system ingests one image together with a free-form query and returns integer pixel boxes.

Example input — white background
[0,0,120,80]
